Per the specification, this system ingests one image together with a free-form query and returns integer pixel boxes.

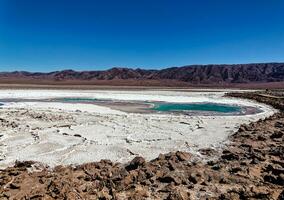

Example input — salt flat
[0,89,276,168]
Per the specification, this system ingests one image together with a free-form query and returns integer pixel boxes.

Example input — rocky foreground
[0,92,284,199]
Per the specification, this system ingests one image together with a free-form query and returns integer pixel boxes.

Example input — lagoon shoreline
[0,90,283,199]
[0,89,275,168]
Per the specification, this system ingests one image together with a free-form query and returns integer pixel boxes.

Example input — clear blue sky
[0,0,283,72]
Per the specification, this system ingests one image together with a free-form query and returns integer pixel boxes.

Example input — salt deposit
[0,89,276,168]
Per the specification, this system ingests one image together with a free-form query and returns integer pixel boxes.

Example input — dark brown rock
[221,151,239,161]
[176,151,191,161]
[270,131,283,139]
[157,174,181,185]
[125,156,146,171]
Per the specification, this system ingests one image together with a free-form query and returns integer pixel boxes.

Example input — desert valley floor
[0,89,276,168]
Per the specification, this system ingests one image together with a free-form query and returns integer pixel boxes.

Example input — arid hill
[0,63,283,87]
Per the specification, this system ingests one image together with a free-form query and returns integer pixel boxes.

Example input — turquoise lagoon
[60,98,241,113]
[151,103,241,113]
[60,98,97,102]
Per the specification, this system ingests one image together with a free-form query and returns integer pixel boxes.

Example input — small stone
[221,150,239,161]
[188,173,199,184]
[9,183,20,189]
[199,148,217,156]
[277,190,284,200]
[275,122,284,128]
[229,167,242,174]
[211,164,221,170]
[14,160,35,168]
[157,174,181,184]
[168,160,177,171]
[270,131,283,139]
[167,188,190,200]
[125,156,145,171]
[74,134,82,137]
[176,151,191,161]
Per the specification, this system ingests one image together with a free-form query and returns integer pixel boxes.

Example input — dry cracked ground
[0,91,284,200]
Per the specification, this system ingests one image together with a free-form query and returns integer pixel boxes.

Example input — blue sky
[0,0,283,72]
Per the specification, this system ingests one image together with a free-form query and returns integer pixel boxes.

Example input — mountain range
[0,63,283,87]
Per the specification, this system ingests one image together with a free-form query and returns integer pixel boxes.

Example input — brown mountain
[0,63,283,87]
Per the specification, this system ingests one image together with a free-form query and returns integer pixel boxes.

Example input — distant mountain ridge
[0,63,283,85]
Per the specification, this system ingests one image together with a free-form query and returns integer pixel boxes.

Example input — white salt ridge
[0,89,277,168]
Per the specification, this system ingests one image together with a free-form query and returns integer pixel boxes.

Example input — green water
[60,98,241,113]
[152,103,240,113]
[61,98,97,102]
